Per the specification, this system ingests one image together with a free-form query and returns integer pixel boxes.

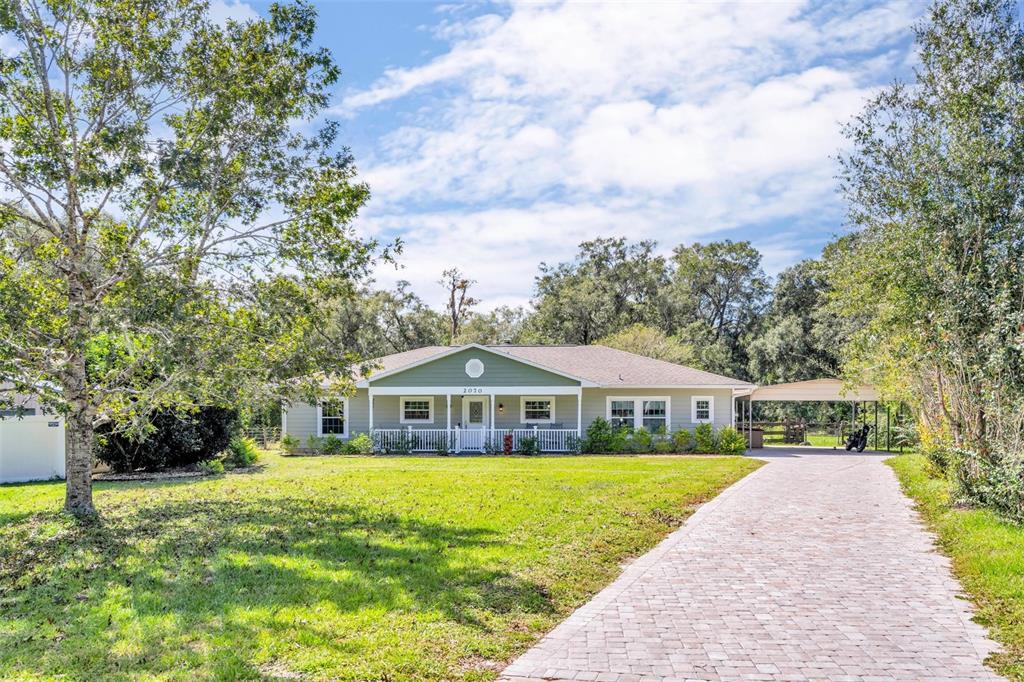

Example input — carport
[733,379,898,451]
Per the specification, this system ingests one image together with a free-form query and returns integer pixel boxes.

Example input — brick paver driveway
[502,449,1001,682]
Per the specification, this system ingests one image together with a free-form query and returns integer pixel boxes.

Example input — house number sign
[462,387,485,394]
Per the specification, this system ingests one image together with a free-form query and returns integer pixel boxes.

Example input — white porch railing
[371,427,579,453]
[373,428,453,454]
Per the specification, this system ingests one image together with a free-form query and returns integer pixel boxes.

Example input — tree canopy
[0,0,383,514]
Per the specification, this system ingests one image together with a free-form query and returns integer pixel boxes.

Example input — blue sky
[219,0,924,310]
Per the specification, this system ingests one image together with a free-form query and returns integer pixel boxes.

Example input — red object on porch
[503,434,513,456]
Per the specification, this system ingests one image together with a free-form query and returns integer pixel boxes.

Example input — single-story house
[283,343,753,453]
[0,393,66,483]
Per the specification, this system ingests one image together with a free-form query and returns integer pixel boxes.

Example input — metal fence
[241,427,281,447]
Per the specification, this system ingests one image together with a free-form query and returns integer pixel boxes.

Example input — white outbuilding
[0,394,65,484]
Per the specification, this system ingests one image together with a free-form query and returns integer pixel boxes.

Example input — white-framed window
[317,399,348,437]
[606,396,671,432]
[520,396,555,424]
[641,399,668,432]
[400,396,434,424]
[609,399,635,429]
[691,396,714,424]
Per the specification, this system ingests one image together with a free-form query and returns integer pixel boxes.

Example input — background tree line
[327,237,843,388]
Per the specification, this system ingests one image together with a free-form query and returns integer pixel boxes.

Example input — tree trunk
[63,352,95,516]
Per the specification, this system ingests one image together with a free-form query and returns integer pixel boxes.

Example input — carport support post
[886,404,891,452]
[747,398,753,448]
[874,402,879,450]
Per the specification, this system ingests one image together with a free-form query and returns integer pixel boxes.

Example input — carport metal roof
[734,378,879,402]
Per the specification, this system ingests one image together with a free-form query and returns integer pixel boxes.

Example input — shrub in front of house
[518,435,540,456]
[654,439,674,454]
[609,427,630,453]
[582,417,616,453]
[225,436,259,468]
[630,427,653,453]
[693,423,717,453]
[565,434,583,455]
[94,406,239,473]
[280,433,301,454]
[320,434,347,455]
[672,428,693,453]
[345,433,374,455]
[716,426,747,455]
[483,432,499,454]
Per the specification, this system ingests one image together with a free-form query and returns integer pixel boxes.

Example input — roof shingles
[364,344,749,387]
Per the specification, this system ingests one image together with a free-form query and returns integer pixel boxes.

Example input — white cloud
[344,0,922,308]
[0,34,21,57]
[208,0,259,26]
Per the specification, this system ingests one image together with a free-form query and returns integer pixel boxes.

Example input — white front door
[461,397,489,451]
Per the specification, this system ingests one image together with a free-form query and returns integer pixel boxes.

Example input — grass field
[887,454,1024,680]
[0,452,760,681]
[763,432,839,448]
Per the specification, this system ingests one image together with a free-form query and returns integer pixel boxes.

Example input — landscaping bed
[0,451,760,681]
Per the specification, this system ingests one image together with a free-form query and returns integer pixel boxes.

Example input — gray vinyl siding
[372,394,446,429]
[367,394,579,430]
[284,389,371,442]
[285,387,735,442]
[371,347,580,388]
[580,388,733,432]
[349,390,370,433]
[284,401,317,442]
[492,394,579,429]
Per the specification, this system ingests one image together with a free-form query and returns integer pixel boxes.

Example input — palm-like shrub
[693,423,717,453]
[716,427,747,455]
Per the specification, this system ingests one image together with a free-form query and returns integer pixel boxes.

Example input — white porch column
[576,387,583,437]
[368,388,374,432]
[748,398,753,448]
[446,394,452,431]
[490,393,495,430]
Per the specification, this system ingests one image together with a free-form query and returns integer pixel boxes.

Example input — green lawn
[887,454,1024,680]
[803,431,840,447]
[0,452,759,681]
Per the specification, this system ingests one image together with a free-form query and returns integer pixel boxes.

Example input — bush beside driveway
[888,454,1024,681]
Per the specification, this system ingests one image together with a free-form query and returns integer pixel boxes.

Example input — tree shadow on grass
[0,494,555,680]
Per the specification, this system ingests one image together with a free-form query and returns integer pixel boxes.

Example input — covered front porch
[367,387,582,453]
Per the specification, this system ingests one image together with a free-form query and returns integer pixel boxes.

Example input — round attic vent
[465,358,485,378]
